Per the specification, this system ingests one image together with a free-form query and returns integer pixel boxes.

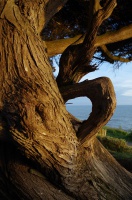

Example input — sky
[54,61,132,105]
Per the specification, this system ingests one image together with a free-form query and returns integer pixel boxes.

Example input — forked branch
[56,0,117,87]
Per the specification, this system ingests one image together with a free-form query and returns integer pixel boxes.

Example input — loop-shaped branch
[60,77,116,147]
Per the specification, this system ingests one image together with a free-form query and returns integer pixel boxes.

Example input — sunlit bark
[60,77,116,146]
[46,24,132,57]
[0,0,132,199]
[56,0,117,86]
[0,0,78,197]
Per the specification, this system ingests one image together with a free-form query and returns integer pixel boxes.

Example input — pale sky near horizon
[54,61,132,105]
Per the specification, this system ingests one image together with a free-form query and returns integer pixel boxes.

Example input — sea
[66,105,132,131]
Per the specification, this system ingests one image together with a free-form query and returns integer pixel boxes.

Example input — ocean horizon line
[66,104,132,106]
[66,104,132,130]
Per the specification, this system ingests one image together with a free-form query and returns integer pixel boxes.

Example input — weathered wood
[46,24,132,57]
[56,0,117,87]
[0,0,78,179]
[0,0,132,199]
[0,0,78,197]
[60,77,116,146]
[98,129,107,137]
[0,140,75,200]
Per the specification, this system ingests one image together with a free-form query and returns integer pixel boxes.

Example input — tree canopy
[43,0,132,67]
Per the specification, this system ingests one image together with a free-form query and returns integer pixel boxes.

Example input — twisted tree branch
[56,0,117,87]
[60,77,116,147]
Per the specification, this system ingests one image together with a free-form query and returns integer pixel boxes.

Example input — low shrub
[104,126,128,139]
[126,131,132,141]
[97,136,128,152]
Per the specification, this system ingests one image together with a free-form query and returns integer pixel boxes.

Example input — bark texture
[0,0,132,200]
[0,0,78,189]
[60,77,116,146]
[56,0,117,86]
[46,24,132,57]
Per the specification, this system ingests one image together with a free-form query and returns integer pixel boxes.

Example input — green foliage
[43,0,132,41]
[97,127,132,168]
[110,149,132,160]
[97,136,128,152]
[103,126,132,143]
[97,126,132,162]
[126,130,132,141]
[104,126,128,140]
[42,0,132,65]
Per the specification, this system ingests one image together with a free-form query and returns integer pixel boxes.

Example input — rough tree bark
[56,0,118,86]
[0,0,132,200]
[60,77,116,145]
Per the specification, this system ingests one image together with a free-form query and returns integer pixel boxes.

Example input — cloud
[115,80,132,88]
[122,90,132,97]
[122,80,132,88]
[119,80,132,97]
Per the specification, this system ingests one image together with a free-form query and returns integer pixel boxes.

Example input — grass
[97,136,128,152]
[97,127,132,171]
[110,149,132,160]
[126,131,132,141]
[103,126,132,142]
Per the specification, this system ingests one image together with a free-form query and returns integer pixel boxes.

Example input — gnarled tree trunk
[0,0,132,199]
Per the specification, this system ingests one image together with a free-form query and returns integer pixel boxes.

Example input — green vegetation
[126,131,132,141]
[110,149,132,160]
[103,126,132,141]
[97,136,128,152]
[97,127,132,172]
